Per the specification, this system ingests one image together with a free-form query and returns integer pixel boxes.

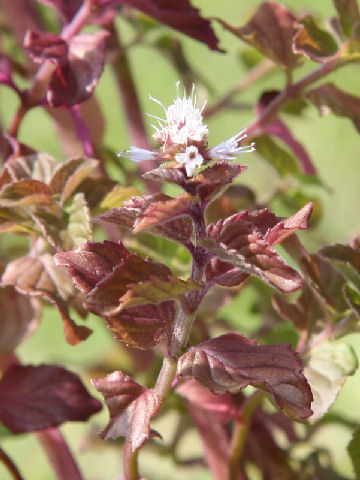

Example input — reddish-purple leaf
[0,364,102,433]
[48,30,109,107]
[24,31,68,63]
[292,16,339,63]
[177,333,313,419]
[92,371,161,450]
[307,83,360,133]
[0,287,40,355]
[1,255,92,345]
[105,301,175,349]
[37,0,82,22]
[217,2,300,69]
[0,179,54,207]
[108,0,220,51]
[203,213,303,293]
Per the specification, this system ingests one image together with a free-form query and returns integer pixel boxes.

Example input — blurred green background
[1,0,360,478]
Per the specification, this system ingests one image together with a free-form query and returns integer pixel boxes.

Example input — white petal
[120,146,156,163]
[209,129,256,160]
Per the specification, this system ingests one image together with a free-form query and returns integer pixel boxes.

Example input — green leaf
[293,15,339,62]
[333,0,360,38]
[305,341,358,422]
[98,186,142,211]
[63,193,92,249]
[254,135,299,177]
[348,428,360,479]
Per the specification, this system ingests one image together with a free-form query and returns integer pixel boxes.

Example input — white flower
[119,146,156,163]
[175,146,204,177]
[209,129,256,160]
[148,82,208,147]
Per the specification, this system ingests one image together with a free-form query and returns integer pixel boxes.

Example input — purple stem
[0,446,24,480]
[37,428,84,480]
[70,105,95,157]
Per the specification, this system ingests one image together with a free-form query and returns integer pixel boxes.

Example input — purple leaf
[0,364,102,433]
[177,333,313,419]
[92,371,161,450]
[24,30,68,63]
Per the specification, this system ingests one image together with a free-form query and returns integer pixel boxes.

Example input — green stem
[229,392,264,480]
[124,442,139,480]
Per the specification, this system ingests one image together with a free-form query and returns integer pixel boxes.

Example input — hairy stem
[229,392,264,480]
[0,446,24,480]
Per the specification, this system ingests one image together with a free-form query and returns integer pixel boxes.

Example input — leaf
[92,371,161,450]
[292,16,339,62]
[217,2,300,69]
[133,193,195,233]
[0,287,40,355]
[321,244,360,292]
[343,284,360,318]
[55,240,202,317]
[0,364,101,433]
[99,186,142,210]
[1,255,91,345]
[333,0,360,38]
[63,192,92,249]
[304,341,358,422]
[253,135,299,178]
[24,30,68,63]
[5,153,59,183]
[98,194,193,243]
[114,0,221,51]
[105,301,175,349]
[49,157,99,203]
[0,179,54,207]
[177,333,313,419]
[47,30,109,107]
[203,213,303,293]
[348,428,360,480]
[37,0,82,22]
[307,83,360,134]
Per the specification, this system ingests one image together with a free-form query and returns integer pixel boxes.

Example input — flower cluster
[121,83,255,177]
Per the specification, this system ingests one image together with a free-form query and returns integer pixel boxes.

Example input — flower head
[175,146,204,177]
[209,129,256,161]
[148,82,208,147]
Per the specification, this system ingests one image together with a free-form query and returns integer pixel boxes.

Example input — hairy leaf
[307,83,360,133]
[305,341,358,422]
[0,364,101,433]
[4,153,59,184]
[48,30,109,107]
[203,213,303,293]
[178,333,313,419]
[106,301,175,349]
[2,255,91,345]
[0,287,40,355]
[217,2,300,69]
[333,0,360,38]
[293,16,339,62]
[111,0,221,51]
[92,371,161,450]
[63,192,92,249]
[0,179,54,207]
[99,186,142,210]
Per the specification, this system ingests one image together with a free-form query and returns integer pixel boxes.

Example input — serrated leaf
[0,364,101,433]
[63,192,92,249]
[293,16,339,62]
[0,179,54,207]
[348,428,360,479]
[1,255,91,345]
[92,371,161,450]
[307,83,360,133]
[5,153,59,183]
[217,2,300,69]
[133,193,195,233]
[304,341,358,422]
[106,301,175,349]
[254,135,299,177]
[0,287,40,355]
[49,157,99,203]
[334,0,360,38]
[177,333,313,419]
[203,213,303,293]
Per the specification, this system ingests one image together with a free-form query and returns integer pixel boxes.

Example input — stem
[0,446,24,480]
[229,392,264,480]
[245,58,352,139]
[204,59,275,119]
[70,106,94,157]
[37,428,84,480]
[124,442,139,480]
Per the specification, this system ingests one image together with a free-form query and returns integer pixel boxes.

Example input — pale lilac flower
[209,129,256,161]
[120,146,157,163]
[148,82,208,147]
[175,146,204,177]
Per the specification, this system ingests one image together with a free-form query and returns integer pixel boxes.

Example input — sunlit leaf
[63,192,92,249]
[293,16,339,62]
